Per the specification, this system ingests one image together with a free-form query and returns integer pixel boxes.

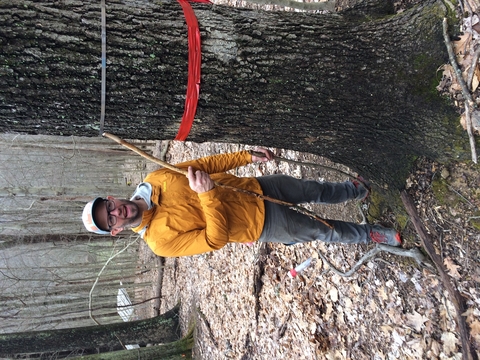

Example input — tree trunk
[0,305,181,357]
[77,327,194,359]
[0,0,463,188]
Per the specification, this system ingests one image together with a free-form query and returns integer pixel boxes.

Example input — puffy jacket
[132,151,265,257]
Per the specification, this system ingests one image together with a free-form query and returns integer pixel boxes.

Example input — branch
[103,132,333,229]
[250,150,357,180]
[401,190,475,360]
[464,101,478,163]
[443,17,478,163]
[88,237,139,325]
[318,244,428,277]
[467,44,480,90]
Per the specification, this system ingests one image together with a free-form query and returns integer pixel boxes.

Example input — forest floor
[145,142,480,360]
[131,0,480,359]
[133,141,480,360]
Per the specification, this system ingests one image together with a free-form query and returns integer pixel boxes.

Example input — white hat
[82,197,110,235]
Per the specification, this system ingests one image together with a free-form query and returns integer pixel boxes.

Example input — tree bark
[77,327,194,359]
[0,305,181,357]
[0,0,464,188]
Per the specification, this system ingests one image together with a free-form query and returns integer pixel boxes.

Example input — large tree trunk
[78,327,194,359]
[0,305,180,357]
[0,0,463,188]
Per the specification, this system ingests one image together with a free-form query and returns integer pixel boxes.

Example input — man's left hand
[187,166,215,193]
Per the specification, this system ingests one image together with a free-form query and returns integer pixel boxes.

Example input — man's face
[94,196,142,233]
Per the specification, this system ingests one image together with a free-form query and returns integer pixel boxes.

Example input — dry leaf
[472,110,480,132]
[380,325,393,334]
[329,287,338,302]
[469,320,480,337]
[461,307,475,319]
[453,33,471,57]
[472,65,480,91]
[324,302,333,318]
[377,286,388,301]
[429,339,441,357]
[325,350,346,360]
[441,332,458,355]
[406,310,429,332]
[406,338,424,358]
[460,112,467,130]
[437,64,454,91]
[444,257,462,279]
[343,297,352,310]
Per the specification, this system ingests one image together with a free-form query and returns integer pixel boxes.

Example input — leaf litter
[131,141,480,359]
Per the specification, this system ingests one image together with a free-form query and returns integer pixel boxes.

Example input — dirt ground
[131,140,480,359]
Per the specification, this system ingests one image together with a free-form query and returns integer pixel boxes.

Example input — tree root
[317,244,429,278]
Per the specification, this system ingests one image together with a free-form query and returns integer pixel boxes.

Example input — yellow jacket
[132,151,265,257]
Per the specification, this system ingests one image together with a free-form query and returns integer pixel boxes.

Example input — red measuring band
[175,0,210,141]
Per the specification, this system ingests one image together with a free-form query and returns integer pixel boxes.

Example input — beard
[118,200,142,228]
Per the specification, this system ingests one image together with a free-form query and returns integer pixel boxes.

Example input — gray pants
[256,175,373,245]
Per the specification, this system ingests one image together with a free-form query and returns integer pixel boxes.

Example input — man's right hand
[187,166,215,194]
[251,148,274,162]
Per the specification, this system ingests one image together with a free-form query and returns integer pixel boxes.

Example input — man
[82,149,401,257]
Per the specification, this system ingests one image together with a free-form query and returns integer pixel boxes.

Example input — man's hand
[187,166,215,193]
[251,147,274,162]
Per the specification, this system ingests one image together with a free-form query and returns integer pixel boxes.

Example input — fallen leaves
[460,109,480,133]
[146,142,480,359]
[441,331,458,355]
[405,310,429,332]
[444,256,462,279]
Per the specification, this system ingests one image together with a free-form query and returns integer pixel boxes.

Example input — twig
[443,18,475,106]
[467,44,480,90]
[464,102,478,163]
[113,332,127,350]
[250,151,357,179]
[88,237,139,325]
[104,133,333,229]
[196,307,218,347]
[443,17,478,163]
[249,151,374,192]
[447,184,477,209]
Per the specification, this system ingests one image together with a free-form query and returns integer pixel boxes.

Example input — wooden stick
[401,190,474,360]
[442,17,478,163]
[103,133,333,229]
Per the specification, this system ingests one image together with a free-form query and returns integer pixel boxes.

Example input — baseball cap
[82,197,110,235]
